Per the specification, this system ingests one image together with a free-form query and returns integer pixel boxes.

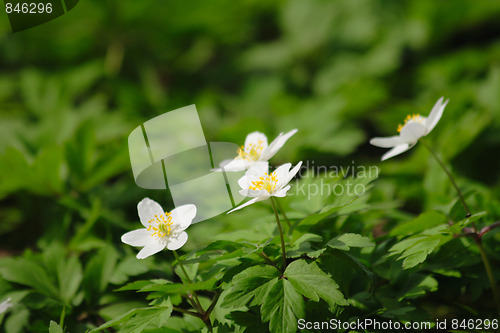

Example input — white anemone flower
[370,97,448,161]
[0,298,12,314]
[228,161,302,213]
[122,198,196,259]
[220,129,298,172]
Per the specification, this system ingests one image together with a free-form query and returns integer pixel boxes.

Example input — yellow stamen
[397,114,424,132]
[237,140,264,161]
[147,212,173,238]
[249,172,278,192]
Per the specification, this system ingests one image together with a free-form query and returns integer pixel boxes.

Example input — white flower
[370,97,448,161]
[0,298,12,314]
[220,129,298,172]
[122,198,196,259]
[227,161,302,213]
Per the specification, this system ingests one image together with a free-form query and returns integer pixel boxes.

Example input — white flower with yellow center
[0,298,12,314]
[370,97,448,161]
[228,161,302,213]
[220,129,298,172]
[122,198,196,259]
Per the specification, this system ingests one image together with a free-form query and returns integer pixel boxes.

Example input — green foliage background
[0,0,499,332]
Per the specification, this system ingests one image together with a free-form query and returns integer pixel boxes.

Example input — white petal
[166,232,188,250]
[244,132,268,150]
[246,161,269,176]
[425,97,448,134]
[138,198,165,228]
[369,136,403,148]
[121,229,151,247]
[0,298,12,314]
[227,197,263,213]
[170,204,196,231]
[260,129,298,161]
[399,122,426,144]
[137,242,166,259]
[277,161,302,189]
[273,185,291,197]
[217,159,248,172]
[381,144,411,161]
[238,175,252,190]
[273,162,292,180]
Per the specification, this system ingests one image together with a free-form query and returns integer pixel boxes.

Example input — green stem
[173,250,205,314]
[271,197,287,271]
[173,306,203,319]
[259,251,278,269]
[420,139,471,218]
[475,239,500,318]
[276,199,291,229]
[59,305,66,329]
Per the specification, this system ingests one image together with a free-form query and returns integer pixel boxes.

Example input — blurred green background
[1,0,500,331]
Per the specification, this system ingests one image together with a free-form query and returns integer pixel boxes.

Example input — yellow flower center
[249,172,278,192]
[237,140,264,161]
[147,212,173,238]
[397,114,424,132]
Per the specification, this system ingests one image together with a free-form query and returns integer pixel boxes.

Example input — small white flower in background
[219,129,298,172]
[0,298,12,314]
[228,161,302,213]
[370,97,448,161]
[122,198,196,259]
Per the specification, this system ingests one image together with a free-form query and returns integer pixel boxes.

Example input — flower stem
[420,139,471,218]
[276,199,291,229]
[59,305,66,330]
[271,197,287,271]
[475,239,500,318]
[173,250,204,314]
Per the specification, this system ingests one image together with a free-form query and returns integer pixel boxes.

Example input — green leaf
[49,321,64,333]
[389,228,452,269]
[261,278,305,333]
[110,256,149,285]
[5,307,29,333]
[90,305,172,333]
[285,260,348,308]
[58,254,83,306]
[222,265,280,309]
[389,211,447,237]
[287,233,324,258]
[82,245,118,306]
[447,211,488,235]
[327,233,375,251]
[0,258,60,302]
[137,278,218,294]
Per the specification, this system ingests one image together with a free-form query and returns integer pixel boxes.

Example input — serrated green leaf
[261,278,305,333]
[389,232,452,269]
[327,233,374,251]
[285,260,348,308]
[90,305,172,333]
[222,265,280,309]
